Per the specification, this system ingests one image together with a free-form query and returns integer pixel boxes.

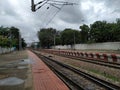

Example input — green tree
[55,37,61,45]
[55,31,61,45]
[0,26,26,49]
[21,38,27,48]
[0,26,10,38]
[61,28,81,45]
[114,18,120,41]
[90,21,108,42]
[0,35,10,47]
[0,27,11,47]
[9,27,20,49]
[38,28,56,48]
[80,24,90,43]
[104,23,116,42]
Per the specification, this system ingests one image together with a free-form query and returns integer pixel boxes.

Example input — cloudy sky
[0,0,120,43]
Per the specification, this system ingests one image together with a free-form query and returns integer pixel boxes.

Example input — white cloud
[0,0,120,43]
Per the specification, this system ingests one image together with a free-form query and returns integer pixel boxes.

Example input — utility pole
[73,32,76,50]
[9,29,12,51]
[31,0,36,12]
[54,34,56,49]
[19,32,22,50]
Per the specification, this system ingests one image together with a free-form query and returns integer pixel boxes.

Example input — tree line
[38,19,120,48]
[0,26,26,50]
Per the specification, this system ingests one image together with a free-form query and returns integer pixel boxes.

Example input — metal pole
[10,30,12,52]
[31,0,34,5]
[74,32,76,50]
[31,0,36,12]
[54,34,56,49]
[19,32,22,50]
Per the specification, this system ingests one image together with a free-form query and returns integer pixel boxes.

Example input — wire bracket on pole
[31,0,78,12]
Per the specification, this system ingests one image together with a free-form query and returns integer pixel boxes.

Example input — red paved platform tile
[27,50,69,90]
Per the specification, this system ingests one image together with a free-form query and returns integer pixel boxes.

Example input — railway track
[58,54,120,69]
[41,57,84,90]
[35,52,120,90]
[39,50,120,69]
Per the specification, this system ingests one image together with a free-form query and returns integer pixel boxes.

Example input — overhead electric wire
[39,5,59,28]
[43,0,78,27]
[34,0,80,28]
[39,9,49,28]
[48,0,73,4]
[50,4,61,9]
[43,8,60,27]
[44,5,64,27]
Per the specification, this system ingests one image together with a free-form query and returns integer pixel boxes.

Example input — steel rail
[37,53,120,90]
[58,54,120,69]
[39,55,84,90]
[40,50,120,69]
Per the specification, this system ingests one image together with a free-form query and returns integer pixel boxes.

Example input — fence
[54,42,120,50]
[0,47,15,54]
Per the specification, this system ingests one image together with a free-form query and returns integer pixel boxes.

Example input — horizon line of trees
[38,18,120,48]
[0,26,27,50]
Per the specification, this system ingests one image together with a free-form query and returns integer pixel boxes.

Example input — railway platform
[27,50,69,90]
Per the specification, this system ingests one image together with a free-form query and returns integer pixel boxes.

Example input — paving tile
[27,51,69,90]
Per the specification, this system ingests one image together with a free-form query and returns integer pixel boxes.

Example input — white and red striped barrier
[42,49,120,63]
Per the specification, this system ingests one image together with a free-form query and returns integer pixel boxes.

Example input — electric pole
[54,34,56,49]
[19,32,22,50]
[74,32,76,50]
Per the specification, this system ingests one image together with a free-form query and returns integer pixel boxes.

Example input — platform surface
[28,51,69,90]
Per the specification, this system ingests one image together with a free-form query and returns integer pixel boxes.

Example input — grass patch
[88,69,120,82]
